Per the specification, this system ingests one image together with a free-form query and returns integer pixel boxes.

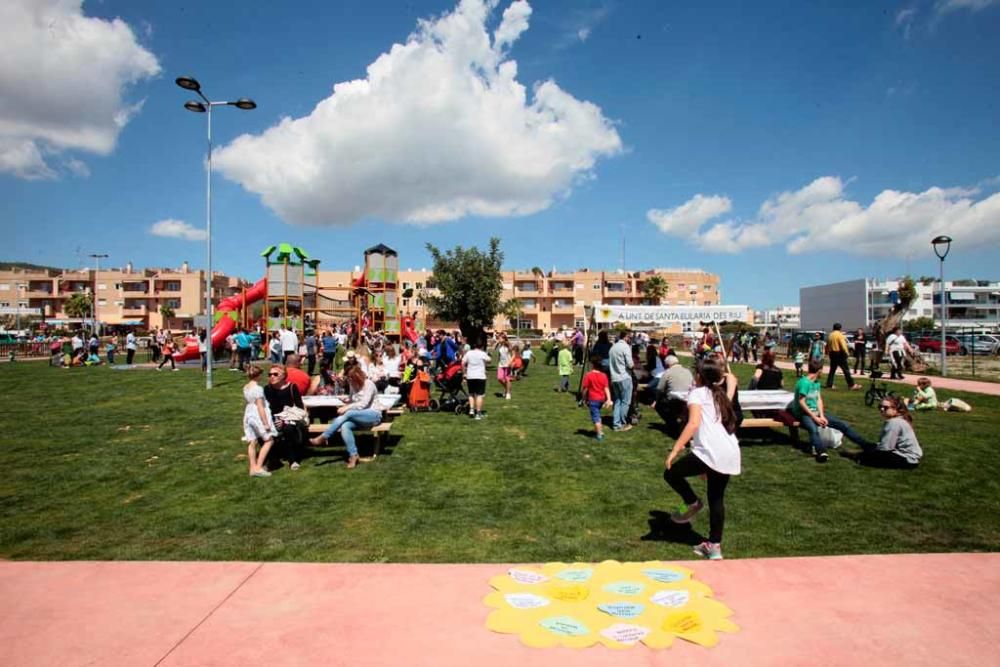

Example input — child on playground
[793,349,805,377]
[907,377,938,411]
[242,365,276,477]
[556,340,573,392]
[581,355,612,441]
[663,356,740,560]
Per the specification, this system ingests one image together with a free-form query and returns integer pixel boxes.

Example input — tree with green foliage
[159,304,175,324]
[423,238,507,344]
[503,298,523,340]
[873,276,918,368]
[63,293,91,320]
[903,316,936,333]
[641,275,669,305]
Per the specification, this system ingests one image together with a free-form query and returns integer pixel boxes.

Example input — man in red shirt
[284,354,311,395]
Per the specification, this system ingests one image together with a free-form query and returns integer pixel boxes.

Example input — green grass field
[2,358,998,562]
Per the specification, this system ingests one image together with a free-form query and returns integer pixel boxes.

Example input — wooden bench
[739,417,800,442]
[307,408,401,460]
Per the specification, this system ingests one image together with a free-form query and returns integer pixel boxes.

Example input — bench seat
[307,420,394,459]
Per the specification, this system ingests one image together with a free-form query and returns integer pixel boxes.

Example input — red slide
[174,278,267,362]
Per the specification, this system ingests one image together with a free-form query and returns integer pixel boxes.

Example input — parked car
[915,335,963,355]
[953,333,1000,355]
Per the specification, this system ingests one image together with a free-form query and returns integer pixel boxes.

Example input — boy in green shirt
[556,341,574,392]
[791,359,871,463]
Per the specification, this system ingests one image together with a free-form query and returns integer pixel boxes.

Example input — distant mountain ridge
[0,261,65,272]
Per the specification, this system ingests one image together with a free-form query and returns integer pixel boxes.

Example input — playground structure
[174,242,418,362]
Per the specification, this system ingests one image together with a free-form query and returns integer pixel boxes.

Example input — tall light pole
[89,253,108,337]
[176,75,256,390]
[932,235,952,377]
[15,283,26,336]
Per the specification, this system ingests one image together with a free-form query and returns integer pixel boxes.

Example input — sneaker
[290,462,301,471]
[596,432,604,441]
[620,424,633,432]
[172,368,180,372]
[505,394,511,400]
[670,499,704,524]
[693,541,723,560]
[474,413,483,421]
[815,452,829,463]
[251,469,271,478]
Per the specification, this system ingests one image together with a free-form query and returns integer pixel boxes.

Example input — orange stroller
[407,367,436,411]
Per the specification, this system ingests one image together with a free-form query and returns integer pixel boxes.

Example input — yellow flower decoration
[484,560,738,650]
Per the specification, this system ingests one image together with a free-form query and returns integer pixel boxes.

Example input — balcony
[548,282,574,295]
[123,306,148,316]
[514,283,540,294]
[122,283,149,293]
[551,301,575,312]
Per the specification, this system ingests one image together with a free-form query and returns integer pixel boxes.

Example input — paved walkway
[2,553,997,666]
[764,358,1000,396]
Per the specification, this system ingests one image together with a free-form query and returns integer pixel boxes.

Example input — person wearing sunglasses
[847,396,922,469]
[263,364,306,471]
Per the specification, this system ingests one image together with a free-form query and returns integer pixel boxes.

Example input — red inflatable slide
[174,278,267,362]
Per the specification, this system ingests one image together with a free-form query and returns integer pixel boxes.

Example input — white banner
[592,304,749,324]
[0,306,41,315]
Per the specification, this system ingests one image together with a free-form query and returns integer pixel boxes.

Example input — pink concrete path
[2,553,998,666]
[768,358,1000,396]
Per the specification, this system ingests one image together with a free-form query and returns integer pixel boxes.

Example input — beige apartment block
[0,263,248,332]
[314,267,720,334]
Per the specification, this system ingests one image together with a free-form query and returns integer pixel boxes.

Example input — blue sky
[4,0,999,308]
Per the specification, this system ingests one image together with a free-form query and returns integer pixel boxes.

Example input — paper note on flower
[651,590,690,608]
[555,568,593,582]
[540,616,590,637]
[643,568,685,583]
[598,602,645,618]
[600,623,650,645]
[604,581,645,596]
[508,568,548,584]
[505,593,551,609]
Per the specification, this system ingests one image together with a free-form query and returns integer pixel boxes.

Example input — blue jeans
[611,376,633,429]
[588,399,603,424]
[799,413,869,454]
[321,409,382,458]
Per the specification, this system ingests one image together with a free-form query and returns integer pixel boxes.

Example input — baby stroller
[407,367,435,412]
[434,360,469,415]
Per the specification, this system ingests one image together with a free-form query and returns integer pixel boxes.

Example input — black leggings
[158,354,175,370]
[860,449,917,469]
[663,453,730,543]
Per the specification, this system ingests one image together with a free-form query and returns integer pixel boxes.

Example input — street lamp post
[932,235,952,377]
[89,253,108,337]
[15,283,26,337]
[176,76,256,390]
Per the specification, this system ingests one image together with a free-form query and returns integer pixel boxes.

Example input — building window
[402,282,411,290]
[704,301,712,306]
[98,299,107,306]
[415,282,423,290]
[98,283,106,290]
[677,283,686,289]
[415,298,423,307]
[593,283,600,290]
[402,299,410,307]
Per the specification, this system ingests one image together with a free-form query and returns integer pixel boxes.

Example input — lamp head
[175,76,201,92]
[232,98,257,110]
[184,101,207,113]
[932,235,952,260]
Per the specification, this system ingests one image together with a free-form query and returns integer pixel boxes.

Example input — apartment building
[314,267,721,333]
[800,278,1000,331]
[0,262,248,332]
[753,306,801,332]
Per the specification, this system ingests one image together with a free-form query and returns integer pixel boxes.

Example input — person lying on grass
[308,364,381,470]
[663,356,740,561]
[790,358,870,464]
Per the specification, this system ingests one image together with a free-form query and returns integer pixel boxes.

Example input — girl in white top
[495,334,513,400]
[242,365,276,478]
[663,356,740,560]
[381,345,402,386]
[462,340,492,419]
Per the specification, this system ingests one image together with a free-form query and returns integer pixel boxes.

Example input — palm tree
[63,293,92,320]
[641,275,669,305]
[159,304,176,327]
[503,298,523,340]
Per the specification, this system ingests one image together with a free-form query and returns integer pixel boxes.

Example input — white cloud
[0,0,160,180]
[646,194,732,237]
[894,7,917,38]
[63,158,91,179]
[649,177,1000,256]
[936,0,998,14]
[150,219,207,241]
[577,27,592,42]
[214,0,622,226]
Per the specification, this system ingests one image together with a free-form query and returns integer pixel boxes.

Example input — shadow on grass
[640,510,706,546]
[306,434,400,467]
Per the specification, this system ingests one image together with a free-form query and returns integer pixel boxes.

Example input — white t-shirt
[521,349,533,360]
[687,386,741,476]
[126,332,136,350]
[886,333,906,353]
[280,329,298,353]
[497,344,512,368]
[382,353,402,379]
[463,349,491,380]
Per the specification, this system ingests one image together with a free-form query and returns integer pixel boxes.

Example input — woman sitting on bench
[308,364,381,469]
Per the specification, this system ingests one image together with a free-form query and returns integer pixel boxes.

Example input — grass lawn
[2,358,998,563]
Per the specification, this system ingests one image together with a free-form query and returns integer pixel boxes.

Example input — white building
[800,278,1000,332]
[754,306,800,332]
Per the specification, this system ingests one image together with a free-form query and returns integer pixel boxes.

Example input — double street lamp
[176,76,256,390]
[932,235,952,377]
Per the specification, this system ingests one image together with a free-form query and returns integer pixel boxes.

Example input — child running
[581,355,612,440]
[242,365,276,477]
[663,356,740,560]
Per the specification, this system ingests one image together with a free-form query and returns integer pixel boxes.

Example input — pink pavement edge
[1,553,999,666]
